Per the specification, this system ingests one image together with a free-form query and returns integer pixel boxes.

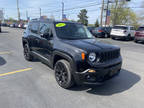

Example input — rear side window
[113,26,128,30]
[29,22,39,34]
[137,27,144,31]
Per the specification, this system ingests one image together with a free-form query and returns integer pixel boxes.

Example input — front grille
[98,49,120,62]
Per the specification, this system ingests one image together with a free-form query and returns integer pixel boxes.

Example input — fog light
[88,69,96,73]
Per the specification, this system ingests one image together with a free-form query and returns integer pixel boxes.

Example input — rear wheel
[127,34,131,40]
[134,39,138,43]
[54,60,75,89]
[112,37,115,40]
[23,44,33,61]
[105,33,108,38]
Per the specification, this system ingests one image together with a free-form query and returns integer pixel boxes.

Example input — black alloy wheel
[54,60,74,89]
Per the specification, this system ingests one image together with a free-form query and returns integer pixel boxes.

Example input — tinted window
[137,27,144,31]
[87,27,95,31]
[30,22,39,33]
[39,23,51,34]
[130,27,135,30]
[113,26,128,30]
[55,22,93,39]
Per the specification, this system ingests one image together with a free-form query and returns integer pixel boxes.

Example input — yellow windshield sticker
[56,23,66,27]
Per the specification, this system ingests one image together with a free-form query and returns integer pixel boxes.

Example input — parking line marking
[0,68,32,77]
[0,51,12,55]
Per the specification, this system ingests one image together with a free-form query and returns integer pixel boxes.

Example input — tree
[137,1,144,24]
[110,0,139,28]
[77,9,88,26]
[9,17,17,23]
[95,19,99,27]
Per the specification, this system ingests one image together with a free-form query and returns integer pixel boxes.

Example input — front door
[38,22,54,60]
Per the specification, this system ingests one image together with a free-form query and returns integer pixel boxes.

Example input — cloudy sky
[0,0,143,24]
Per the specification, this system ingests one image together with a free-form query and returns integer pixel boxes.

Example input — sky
[0,0,143,24]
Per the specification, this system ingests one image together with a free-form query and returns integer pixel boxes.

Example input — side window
[30,22,39,34]
[39,23,50,35]
[28,22,32,31]
[130,27,135,30]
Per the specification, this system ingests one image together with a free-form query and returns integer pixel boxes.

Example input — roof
[114,25,134,27]
[31,18,80,24]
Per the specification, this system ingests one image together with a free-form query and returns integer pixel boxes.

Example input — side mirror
[40,33,50,39]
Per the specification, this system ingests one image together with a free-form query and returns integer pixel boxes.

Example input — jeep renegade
[22,18,122,89]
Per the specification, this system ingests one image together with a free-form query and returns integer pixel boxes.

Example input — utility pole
[26,10,28,20]
[2,8,4,23]
[100,0,104,27]
[16,0,20,21]
[105,0,109,26]
[62,2,64,20]
[39,8,41,18]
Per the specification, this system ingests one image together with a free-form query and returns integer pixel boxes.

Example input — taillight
[135,32,137,36]
[98,30,103,32]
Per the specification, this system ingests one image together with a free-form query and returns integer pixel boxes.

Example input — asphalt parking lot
[0,27,144,108]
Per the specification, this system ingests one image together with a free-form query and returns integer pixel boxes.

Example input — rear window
[113,26,128,30]
[137,27,144,31]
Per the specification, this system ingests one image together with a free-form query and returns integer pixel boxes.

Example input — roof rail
[31,18,54,22]
[31,18,39,21]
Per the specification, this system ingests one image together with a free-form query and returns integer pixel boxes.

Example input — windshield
[137,27,144,31]
[54,22,93,39]
[113,26,128,30]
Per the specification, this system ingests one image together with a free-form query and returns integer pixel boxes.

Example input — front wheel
[54,60,75,89]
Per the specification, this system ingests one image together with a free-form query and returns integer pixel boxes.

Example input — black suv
[22,18,122,89]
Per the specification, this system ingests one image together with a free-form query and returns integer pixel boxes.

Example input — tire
[134,39,138,43]
[105,33,108,38]
[112,37,115,40]
[54,60,75,89]
[23,44,33,61]
[127,34,131,40]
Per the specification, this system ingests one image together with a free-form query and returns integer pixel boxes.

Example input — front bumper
[74,62,122,85]
[135,36,144,41]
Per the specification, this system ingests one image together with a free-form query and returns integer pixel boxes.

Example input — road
[0,27,144,108]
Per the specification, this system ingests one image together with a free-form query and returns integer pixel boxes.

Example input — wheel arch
[22,39,29,48]
[52,51,76,72]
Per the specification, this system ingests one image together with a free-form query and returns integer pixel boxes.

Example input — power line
[42,2,102,14]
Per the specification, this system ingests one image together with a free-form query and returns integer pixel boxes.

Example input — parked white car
[110,25,135,40]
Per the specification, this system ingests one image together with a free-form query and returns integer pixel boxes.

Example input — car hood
[61,39,119,52]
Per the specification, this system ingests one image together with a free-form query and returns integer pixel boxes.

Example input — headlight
[88,53,96,62]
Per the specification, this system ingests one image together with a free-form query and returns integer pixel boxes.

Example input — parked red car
[135,26,144,43]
